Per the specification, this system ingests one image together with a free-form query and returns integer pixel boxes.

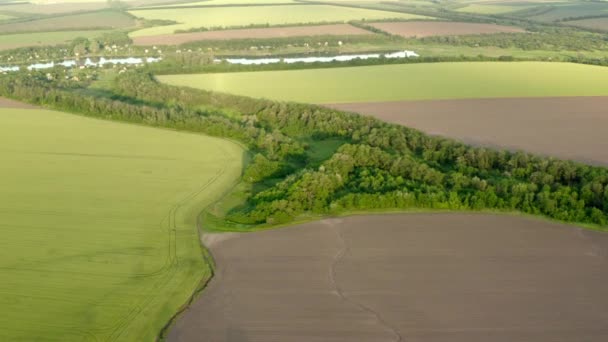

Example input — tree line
[0,69,607,228]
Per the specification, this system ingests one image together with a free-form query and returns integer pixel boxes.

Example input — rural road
[168,213,608,342]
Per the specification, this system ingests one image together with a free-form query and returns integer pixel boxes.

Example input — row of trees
[1,69,607,228]
[412,29,608,52]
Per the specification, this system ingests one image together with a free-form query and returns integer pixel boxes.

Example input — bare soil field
[0,97,35,108]
[168,213,608,342]
[566,17,608,31]
[132,24,371,46]
[369,21,525,37]
[330,97,608,166]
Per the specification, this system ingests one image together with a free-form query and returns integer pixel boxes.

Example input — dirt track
[169,213,608,342]
[369,21,524,37]
[0,97,35,109]
[132,24,371,46]
[330,97,608,166]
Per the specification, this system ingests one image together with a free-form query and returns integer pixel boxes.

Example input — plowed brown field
[132,24,371,46]
[330,97,608,166]
[168,214,608,342]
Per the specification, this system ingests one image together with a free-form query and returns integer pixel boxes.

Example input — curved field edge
[157,145,251,342]
[0,108,245,341]
[170,212,608,342]
[157,62,608,103]
[201,180,608,234]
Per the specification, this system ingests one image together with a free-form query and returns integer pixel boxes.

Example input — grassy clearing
[158,62,608,103]
[0,30,110,50]
[0,10,135,34]
[0,108,244,341]
[128,5,431,37]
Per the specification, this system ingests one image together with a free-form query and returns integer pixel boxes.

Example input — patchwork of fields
[158,62,608,103]
[0,107,244,341]
[2,0,608,340]
[128,5,431,37]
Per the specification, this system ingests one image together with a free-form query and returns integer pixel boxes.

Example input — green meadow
[0,108,244,341]
[456,4,532,14]
[0,30,111,51]
[129,5,430,37]
[158,62,608,103]
[0,10,135,33]
[143,0,300,7]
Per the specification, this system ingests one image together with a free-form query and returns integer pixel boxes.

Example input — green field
[129,5,430,37]
[158,62,608,103]
[0,108,244,341]
[527,2,608,21]
[144,0,300,7]
[455,4,532,14]
[0,10,135,34]
[0,30,111,50]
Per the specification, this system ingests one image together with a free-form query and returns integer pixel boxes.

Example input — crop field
[527,2,608,22]
[0,2,109,14]
[370,21,525,37]
[158,62,608,103]
[332,97,608,165]
[169,214,608,342]
[0,30,110,51]
[566,17,608,31]
[132,23,372,45]
[143,0,300,7]
[0,107,244,341]
[0,10,135,34]
[128,5,431,37]
[455,4,533,14]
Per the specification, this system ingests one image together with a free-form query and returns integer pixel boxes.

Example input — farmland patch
[0,30,111,50]
[369,21,525,37]
[158,62,608,103]
[169,213,608,342]
[0,10,135,34]
[330,97,608,165]
[128,5,431,37]
[132,24,371,46]
[565,17,608,31]
[0,107,244,341]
